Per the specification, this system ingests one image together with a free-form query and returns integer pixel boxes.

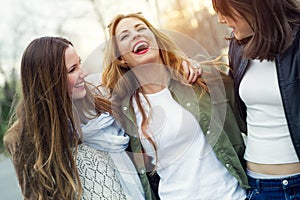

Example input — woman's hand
[182,60,202,84]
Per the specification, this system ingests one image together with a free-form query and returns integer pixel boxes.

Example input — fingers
[182,60,194,83]
[189,67,202,83]
[182,60,195,83]
[182,60,189,75]
[188,66,196,83]
[182,59,202,84]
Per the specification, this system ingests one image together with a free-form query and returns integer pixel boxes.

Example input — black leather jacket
[228,27,300,159]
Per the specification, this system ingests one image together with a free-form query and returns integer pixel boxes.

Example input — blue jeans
[246,174,300,200]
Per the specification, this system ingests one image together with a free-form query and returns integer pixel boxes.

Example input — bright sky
[0,0,214,85]
[0,0,160,80]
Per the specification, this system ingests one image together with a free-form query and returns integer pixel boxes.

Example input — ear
[118,56,125,63]
[118,56,129,68]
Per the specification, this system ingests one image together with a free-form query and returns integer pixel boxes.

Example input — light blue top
[81,112,145,200]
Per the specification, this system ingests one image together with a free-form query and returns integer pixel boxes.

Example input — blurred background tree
[0,69,18,154]
[162,0,230,57]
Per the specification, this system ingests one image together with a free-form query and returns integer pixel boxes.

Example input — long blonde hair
[101,13,227,171]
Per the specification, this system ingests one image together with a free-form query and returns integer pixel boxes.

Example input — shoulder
[280,27,300,59]
[229,39,243,56]
[293,27,300,46]
[200,64,233,87]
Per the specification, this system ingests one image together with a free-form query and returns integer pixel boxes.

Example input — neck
[132,63,169,94]
[141,84,166,94]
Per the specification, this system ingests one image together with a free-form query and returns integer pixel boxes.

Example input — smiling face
[65,45,87,100]
[217,10,253,40]
[115,17,162,67]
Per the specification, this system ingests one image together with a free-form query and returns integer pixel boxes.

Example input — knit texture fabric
[76,144,127,200]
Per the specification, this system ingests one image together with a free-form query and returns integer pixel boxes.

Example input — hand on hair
[182,60,202,84]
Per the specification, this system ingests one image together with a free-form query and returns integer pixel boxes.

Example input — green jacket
[117,74,249,200]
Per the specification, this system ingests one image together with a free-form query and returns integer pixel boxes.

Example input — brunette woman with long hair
[212,0,300,199]
[4,36,144,200]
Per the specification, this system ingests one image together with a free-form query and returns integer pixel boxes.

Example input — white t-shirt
[240,59,299,164]
[132,87,245,200]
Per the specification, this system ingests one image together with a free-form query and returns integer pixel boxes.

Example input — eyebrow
[118,23,145,37]
[67,58,80,71]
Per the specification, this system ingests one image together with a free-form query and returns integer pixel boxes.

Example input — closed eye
[68,66,76,73]
[137,27,147,32]
[120,34,129,41]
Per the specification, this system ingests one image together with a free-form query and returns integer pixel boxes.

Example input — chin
[234,34,242,40]
[72,90,87,100]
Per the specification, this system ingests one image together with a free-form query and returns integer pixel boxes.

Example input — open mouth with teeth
[133,41,149,55]
[75,82,85,88]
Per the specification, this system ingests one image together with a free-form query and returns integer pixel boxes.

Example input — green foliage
[0,69,19,154]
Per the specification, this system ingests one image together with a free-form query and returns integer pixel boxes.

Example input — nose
[218,13,226,24]
[132,30,141,40]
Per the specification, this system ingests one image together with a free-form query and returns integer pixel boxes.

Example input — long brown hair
[212,0,300,60]
[4,37,111,199]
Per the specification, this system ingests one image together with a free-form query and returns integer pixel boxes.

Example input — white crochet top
[75,144,127,200]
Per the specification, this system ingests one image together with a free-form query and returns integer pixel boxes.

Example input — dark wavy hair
[212,0,300,60]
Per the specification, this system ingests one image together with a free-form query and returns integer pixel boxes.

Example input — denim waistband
[247,173,300,190]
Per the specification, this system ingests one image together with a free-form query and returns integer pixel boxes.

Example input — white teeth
[75,83,84,88]
[133,42,148,53]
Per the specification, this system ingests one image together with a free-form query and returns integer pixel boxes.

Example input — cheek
[239,21,253,35]
[117,41,131,56]
[225,17,235,27]
[245,23,253,34]
[117,42,136,65]
[146,31,158,47]
[67,75,76,94]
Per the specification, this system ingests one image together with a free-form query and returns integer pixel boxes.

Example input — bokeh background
[0,0,230,199]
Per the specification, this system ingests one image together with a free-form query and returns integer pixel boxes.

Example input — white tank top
[133,87,245,200]
[239,59,299,164]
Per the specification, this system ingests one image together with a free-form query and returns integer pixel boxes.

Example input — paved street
[0,155,22,200]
